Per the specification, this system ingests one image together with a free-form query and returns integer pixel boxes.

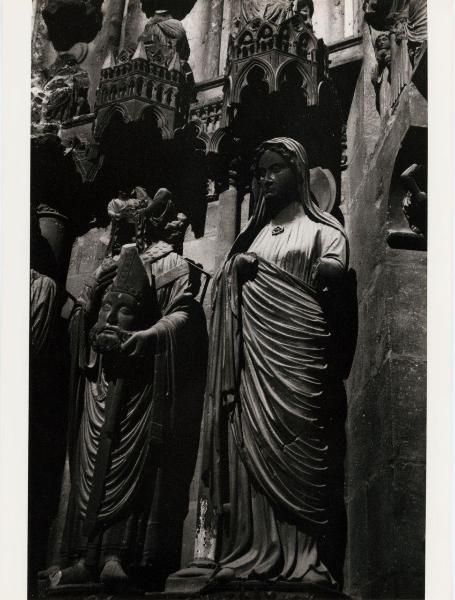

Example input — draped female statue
[184,138,348,590]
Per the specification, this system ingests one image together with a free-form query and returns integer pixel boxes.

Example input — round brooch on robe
[271,225,284,236]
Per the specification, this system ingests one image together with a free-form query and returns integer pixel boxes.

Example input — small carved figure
[44,202,207,590]
[41,54,91,124]
[371,33,392,114]
[139,8,191,72]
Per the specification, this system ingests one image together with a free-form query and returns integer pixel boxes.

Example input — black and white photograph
[1,1,452,599]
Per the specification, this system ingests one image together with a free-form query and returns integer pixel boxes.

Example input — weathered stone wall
[313,0,363,43]
[342,26,427,597]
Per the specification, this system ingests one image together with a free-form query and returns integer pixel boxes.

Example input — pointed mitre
[102,49,116,69]
[111,244,151,303]
[132,41,147,60]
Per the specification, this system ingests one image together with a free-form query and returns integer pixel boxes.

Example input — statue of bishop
[45,190,207,590]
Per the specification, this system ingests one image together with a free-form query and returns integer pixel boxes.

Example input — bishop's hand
[120,327,158,359]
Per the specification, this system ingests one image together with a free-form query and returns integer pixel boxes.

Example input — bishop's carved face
[99,292,139,330]
[91,291,140,354]
[257,150,298,218]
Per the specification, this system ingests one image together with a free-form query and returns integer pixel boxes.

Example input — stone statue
[173,138,348,591]
[32,0,102,131]
[29,208,70,593]
[41,53,91,124]
[242,0,314,27]
[371,33,392,114]
[106,187,188,257]
[139,7,191,72]
[363,0,427,64]
[30,268,61,589]
[44,198,207,590]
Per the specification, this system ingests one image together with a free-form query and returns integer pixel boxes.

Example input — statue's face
[98,291,139,331]
[91,291,140,354]
[257,150,298,218]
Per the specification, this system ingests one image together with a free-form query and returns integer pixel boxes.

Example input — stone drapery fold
[59,251,207,569]
[232,257,330,529]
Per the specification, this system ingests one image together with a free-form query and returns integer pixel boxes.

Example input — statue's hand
[232,253,258,284]
[311,258,344,289]
[120,327,157,358]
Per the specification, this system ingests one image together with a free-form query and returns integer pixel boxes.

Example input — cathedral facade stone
[30,2,427,599]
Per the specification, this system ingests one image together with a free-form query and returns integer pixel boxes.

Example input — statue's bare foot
[50,559,94,587]
[38,565,60,580]
[213,567,236,582]
[302,566,336,588]
[100,557,128,589]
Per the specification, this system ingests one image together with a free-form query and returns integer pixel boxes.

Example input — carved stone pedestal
[38,581,146,599]
[164,580,349,600]
[40,585,349,600]
[174,585,349,599]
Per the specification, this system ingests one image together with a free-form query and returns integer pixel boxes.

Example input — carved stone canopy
[226,12,322,109]
[230,12,319,64]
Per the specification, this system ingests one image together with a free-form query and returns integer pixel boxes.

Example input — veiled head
[255,148,299,218]
[253,137,310,217]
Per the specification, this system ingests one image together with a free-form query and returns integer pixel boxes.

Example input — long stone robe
[30,270,68,582]
[196,204,347,585]
[60,250,207,578]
